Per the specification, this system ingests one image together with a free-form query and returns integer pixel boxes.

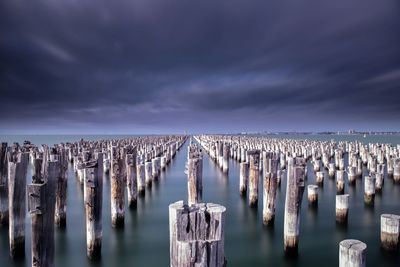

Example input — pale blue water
[0,134,399,266]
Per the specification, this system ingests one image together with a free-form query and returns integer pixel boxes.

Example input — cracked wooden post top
[339,239,366,267]
[169,201,227,267]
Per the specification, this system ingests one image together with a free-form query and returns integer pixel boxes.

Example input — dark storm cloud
[1,0,400,133]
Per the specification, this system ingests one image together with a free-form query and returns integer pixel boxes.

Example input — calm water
[0,134,400,266]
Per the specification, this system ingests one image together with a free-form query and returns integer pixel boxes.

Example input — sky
[1,0,400,134]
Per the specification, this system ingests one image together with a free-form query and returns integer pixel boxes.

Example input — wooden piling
[364,175,375,205]
[307,185,318,206]
[393,159,400,182]
[336,170,345,194]
[380,214,400,251]
[8,152,29,257]
[263,154,278,225]
[347,166,356,185]
[55,148,68,228]
[316,171,324,186]
[145,161,153,187]
[187,153,203,206]
[222,143,229,173]
[239,162,248,196]
[28,160,58,267]
[137,163,145,196]
[0,142,8,226]
[110,147,125,228]
[328,163,335,178]
[126,149,137,208]
[283,158,305,255]
[336,194,349,223]
[169,201,227,267]
[248,150,260,207]
[152,157,161,181]
[84,153,103,259]
[339,239,366,267]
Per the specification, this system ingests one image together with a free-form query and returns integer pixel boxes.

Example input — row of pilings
[0,135,187,266]
[193,135,400,267]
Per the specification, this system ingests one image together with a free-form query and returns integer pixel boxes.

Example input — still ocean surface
[0,134,399,266]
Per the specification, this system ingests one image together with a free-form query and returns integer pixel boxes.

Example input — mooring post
[55,148,68,228]
[110,147,125,228]
[307,185,318,206]
[222,143,229,174]
[336,194,349,224]
[84,153,103,259]
[0,142,8,226]
[380,214,400,251]
[283,158,305,255]
[239,162,249,196]
[8,152,29,257]
[169,201,227,267]
[339,239,366,267]
[336,170,345,194]
[263,153,278,225]
[248,150,260,207]
[126,149,137,208]
[187,150,203,206]
[364,175,375,205]
[28,159,59,267]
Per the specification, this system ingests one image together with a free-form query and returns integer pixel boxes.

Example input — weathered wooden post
[364,175,375,205]
[328,163,335,178]
[8,152,29,257]
[222,143,229,174]
[161,156,167,170]
[336,194,349,223]
[336,170,345,194]
[145,161,153,187]
[152,157,161,181]
[137,163,145,196]
[380,214,400,251]
[347,166,356,185]
[0,142,8,226]
[316,171,324,186]
[307,185,318,206]
[248,150,260,207]
[84,153,103,259]
[110,147,125,228]
[375,172,384,192]
[169,201,227,267]
[28,160,58,267]
[339,239,366,267]
[55,148,68,228]
[283,158,305,255]
[187,151,203,206]
[126,149,137,208]
[263,154,278,225]
[393,159,400,182]
[239,162,248,196]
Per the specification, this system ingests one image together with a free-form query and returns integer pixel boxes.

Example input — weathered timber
[28,160,58,267]
[283,158,305,255]
[339,239,366,267]
[169,201,227,267]
[126,149,137,208]
[8,152,29,257]
[84,153,103,259]
[110,146,125,228]
[380,214,400,251]
[248,150,260,207]
[336,194,349,224]
[263,153,278,225]
[239,162,249,196]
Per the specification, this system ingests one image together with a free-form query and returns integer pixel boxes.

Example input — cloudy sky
[1,0,399,134]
